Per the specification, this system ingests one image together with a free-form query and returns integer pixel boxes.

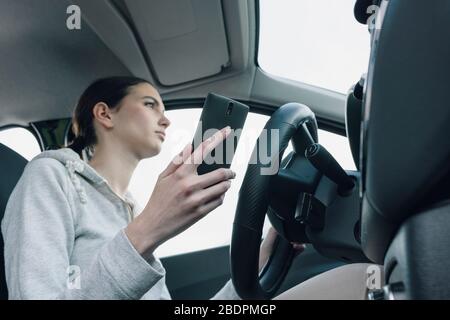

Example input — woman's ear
[92,102,114,130]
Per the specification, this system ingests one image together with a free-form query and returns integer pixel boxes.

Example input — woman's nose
[160,114,171,128]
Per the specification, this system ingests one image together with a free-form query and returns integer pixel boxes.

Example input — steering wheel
[230,103,318,300]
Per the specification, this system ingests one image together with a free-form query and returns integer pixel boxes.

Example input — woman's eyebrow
[141,95,157,102]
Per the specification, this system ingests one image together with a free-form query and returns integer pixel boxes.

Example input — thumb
[159,143,192,178]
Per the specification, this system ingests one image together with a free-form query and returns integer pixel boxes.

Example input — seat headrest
[360,0,450,263]
[0,143,28,300]
[0,143,28,218]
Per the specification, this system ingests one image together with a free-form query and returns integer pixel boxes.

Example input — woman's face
[111,83,171,159]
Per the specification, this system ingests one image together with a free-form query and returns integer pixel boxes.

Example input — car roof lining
[0,0,132,127]
[0,0,346,129]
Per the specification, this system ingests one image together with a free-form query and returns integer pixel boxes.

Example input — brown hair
[68,76,151,158]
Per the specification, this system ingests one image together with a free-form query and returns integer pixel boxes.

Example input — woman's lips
[155,131,166,141]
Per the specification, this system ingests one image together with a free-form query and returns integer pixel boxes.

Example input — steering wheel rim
[230,103,318,300]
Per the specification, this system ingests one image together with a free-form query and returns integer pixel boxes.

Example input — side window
[258,0,370,93]
[0,127,42,161]
[129,109,270,258]
[129,109,355,258]
[316,130,356,171]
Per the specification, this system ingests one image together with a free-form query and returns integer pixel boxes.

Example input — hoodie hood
[32,148,133,206]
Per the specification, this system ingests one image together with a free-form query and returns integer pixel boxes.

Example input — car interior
[1,0,450,300]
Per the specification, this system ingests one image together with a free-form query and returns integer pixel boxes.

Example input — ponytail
[67,135,87,159]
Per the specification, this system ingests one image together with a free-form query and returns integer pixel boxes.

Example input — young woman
[1,77,304,299]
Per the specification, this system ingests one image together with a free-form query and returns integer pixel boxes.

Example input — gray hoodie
[1,147,239,300]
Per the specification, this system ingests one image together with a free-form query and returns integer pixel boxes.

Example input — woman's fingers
[169,126,231,179]
[179,182,230,228]
[159,144,192,178]
[266,227,278,241]
[260,227,306,264]
[197,194,226,217]
[190,126,231,168]
[291,242,307,257]
[193,180,231,209]
[193,168,236,190]
[292,243,306,250]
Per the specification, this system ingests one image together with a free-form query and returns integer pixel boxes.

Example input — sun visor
[124,0,230,86]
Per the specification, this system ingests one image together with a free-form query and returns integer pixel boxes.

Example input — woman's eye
[144,102,155,108]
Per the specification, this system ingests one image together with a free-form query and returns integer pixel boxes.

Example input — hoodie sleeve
[1,158,165,300]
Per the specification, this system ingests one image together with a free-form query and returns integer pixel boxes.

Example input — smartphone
[192,93,249,175]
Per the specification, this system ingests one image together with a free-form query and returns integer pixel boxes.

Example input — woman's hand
[126,127,235,257]
[258,227,306,272]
